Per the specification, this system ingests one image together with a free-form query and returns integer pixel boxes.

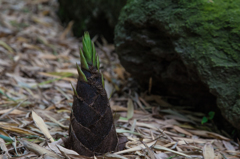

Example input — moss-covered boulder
[115,0,240,129]
[57,0,127,42]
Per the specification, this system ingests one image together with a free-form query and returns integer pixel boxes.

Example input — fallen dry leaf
[0,109,24,115]
[32,111,54,142]
[203,142,215,159]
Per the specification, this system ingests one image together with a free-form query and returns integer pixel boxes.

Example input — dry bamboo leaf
[56,69,78,75]
[48,142,79,156]
[103,72,112,82]
[0,129,10,138]
[144,95,172,107]
[153,145,192,158]
[154,153,169,159]
[111,105,128,112]
[60,21,74,40]
[116,129,142,136]
[0,122,38,135]
[105,80,114,99]
[18,138,63,159]
[203,142,215,159]
[105,153,128,159]
[9,154,37,158]
[130,119,137,132]
[16,37,29,43]
[140,141,156,159]
[22,43,41,50]
[222,141,236,155]
[188,130,230,141]
[39,72,76,82]
[114,65,125,80]
[127,99,134,120]
[31,16,51,27]
[38,54,58,60]
[173,125,193,136]
[0,154,8,159]
[0,59,11,66]
[137,122,158,130]
[115,141,156,155]
[214,153,223,159]
[0,40,14,53]
[0,138,9,157]
[173,137,214,144]
[213,141,225,151]
[225,150,240,155]
[161,109,196,124]
[111,105,145,114]
[44,113,68,129]
[56,145,79,156]
[222,141,235,151]
[0,109,24,115]
[32,111,54,142]
[0,100,26,119]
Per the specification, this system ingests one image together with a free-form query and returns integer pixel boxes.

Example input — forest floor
[0,0,239,158]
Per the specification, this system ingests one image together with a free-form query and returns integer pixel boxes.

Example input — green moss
[175,0,240,62]
[116,0,240,128]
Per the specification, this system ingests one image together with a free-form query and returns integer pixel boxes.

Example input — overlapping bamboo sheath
[65,32,118,156]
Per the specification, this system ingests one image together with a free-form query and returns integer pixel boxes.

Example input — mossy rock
[115,0,240,129]
[57,0,127,42]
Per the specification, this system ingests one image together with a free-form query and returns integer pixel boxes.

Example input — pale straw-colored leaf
[203,142,215,159]
[32,111,54,142]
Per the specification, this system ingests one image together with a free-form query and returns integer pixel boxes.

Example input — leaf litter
[0,0,239,158]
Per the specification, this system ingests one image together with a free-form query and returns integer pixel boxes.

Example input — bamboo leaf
[0,135,13,142]
[116,129,142,136]
[32,111,54,142]
[0,122,38,136]
[0,41,14,54]
[127,99,134,120]
[18,139,62,158]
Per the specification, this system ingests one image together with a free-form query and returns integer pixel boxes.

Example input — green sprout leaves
[82,32,92,64]
[201,111,215,124]
[79,48,89,70]
[75,32,103,86]
[81,32,98,67]
[76,63,88,82]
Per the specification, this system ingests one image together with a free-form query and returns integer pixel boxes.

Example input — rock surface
[115,0,240,129]
[57,0,126,42]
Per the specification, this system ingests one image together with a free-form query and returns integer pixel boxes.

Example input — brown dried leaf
[0,109,24,115]
[0,122,38,135]
[173,125,193,136]
[60,21,74,40]
[114,65,125,80]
